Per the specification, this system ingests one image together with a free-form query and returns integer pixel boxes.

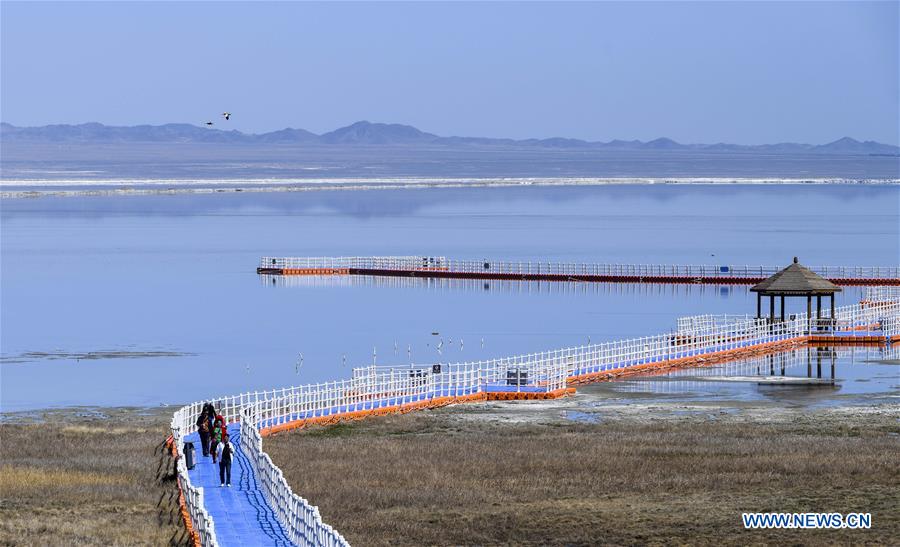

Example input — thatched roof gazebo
[750,257,841,326]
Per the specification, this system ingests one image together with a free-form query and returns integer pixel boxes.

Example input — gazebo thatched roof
[750,257,841,296]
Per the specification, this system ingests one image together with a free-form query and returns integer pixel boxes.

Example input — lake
[1,184,897,410]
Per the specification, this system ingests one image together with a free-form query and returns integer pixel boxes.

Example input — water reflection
[604,345,898,406]
[1,185,895,410]
[2,184,898,227]
[260,273,753,298]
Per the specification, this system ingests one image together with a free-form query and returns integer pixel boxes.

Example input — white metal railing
[172,299,899,546]
[828,301,899,332]
[241,401,350,547]
[882,315,900,339]
[170,403,218,546]
[863,286,900,303]
[677,314,755,334]
[260,256,447,271]
[259,256,900,280]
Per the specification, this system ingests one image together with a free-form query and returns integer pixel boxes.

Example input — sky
[1,1,898,145]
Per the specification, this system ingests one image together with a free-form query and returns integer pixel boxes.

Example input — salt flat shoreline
[1,176,898,199]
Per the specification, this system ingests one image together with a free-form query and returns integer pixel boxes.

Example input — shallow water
[1,185,897,410]
[581,346,899,409]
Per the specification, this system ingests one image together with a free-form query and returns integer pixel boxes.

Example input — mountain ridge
[2,121,897,155]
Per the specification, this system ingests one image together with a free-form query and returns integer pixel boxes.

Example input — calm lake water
[582,345,899,410]
[1,185,897,410]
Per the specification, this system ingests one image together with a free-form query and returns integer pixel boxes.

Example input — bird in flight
[205,121,214,126]
[222,112,231,121]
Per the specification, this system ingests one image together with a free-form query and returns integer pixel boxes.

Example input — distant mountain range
[2,121,898,155]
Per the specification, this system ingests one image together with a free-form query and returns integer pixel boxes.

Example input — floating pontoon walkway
[183,424,292,546]
[257,257,900,286]
[169,299,900,547]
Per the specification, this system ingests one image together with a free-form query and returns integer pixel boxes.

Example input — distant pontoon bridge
[258,256,900,286]
[170,263,900,546]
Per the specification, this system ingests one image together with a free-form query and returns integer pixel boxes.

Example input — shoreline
[1,176,898,199]
[3,393,897,425]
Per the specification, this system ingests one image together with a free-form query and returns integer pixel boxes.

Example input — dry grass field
[0,407,188,546]
[266,405,900,546]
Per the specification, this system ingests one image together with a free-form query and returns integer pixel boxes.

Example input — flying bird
[222,112,231,121]
[205,121,214,126]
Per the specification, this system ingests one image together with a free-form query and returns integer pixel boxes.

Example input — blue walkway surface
[179,329,881,545]
[184,424,292,546]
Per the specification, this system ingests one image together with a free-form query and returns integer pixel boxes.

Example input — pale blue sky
[1,1,898,144]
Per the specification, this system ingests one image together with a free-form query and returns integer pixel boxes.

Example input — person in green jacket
[210,423,222,463]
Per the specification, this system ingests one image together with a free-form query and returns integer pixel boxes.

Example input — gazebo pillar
[806,295,812,333]
[769,295,775,323]
[756,293,761,318]
[831,295,836,330]
[780,295,785,322]
[816,296,822,330]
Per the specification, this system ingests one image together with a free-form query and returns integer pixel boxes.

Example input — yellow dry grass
[267,408,900,546]
[0,407,190,546]
[0,465,130,494]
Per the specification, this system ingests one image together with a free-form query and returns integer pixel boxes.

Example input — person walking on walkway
[203,402,216,434]
[196,410,210,457]
[210,410,226,461]
[217,433,235,487]
[210,421,222,463]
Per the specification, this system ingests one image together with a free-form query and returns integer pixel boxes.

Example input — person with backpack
[216,433,235,487]
[202,402,216,434]
[196,410,210,457]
